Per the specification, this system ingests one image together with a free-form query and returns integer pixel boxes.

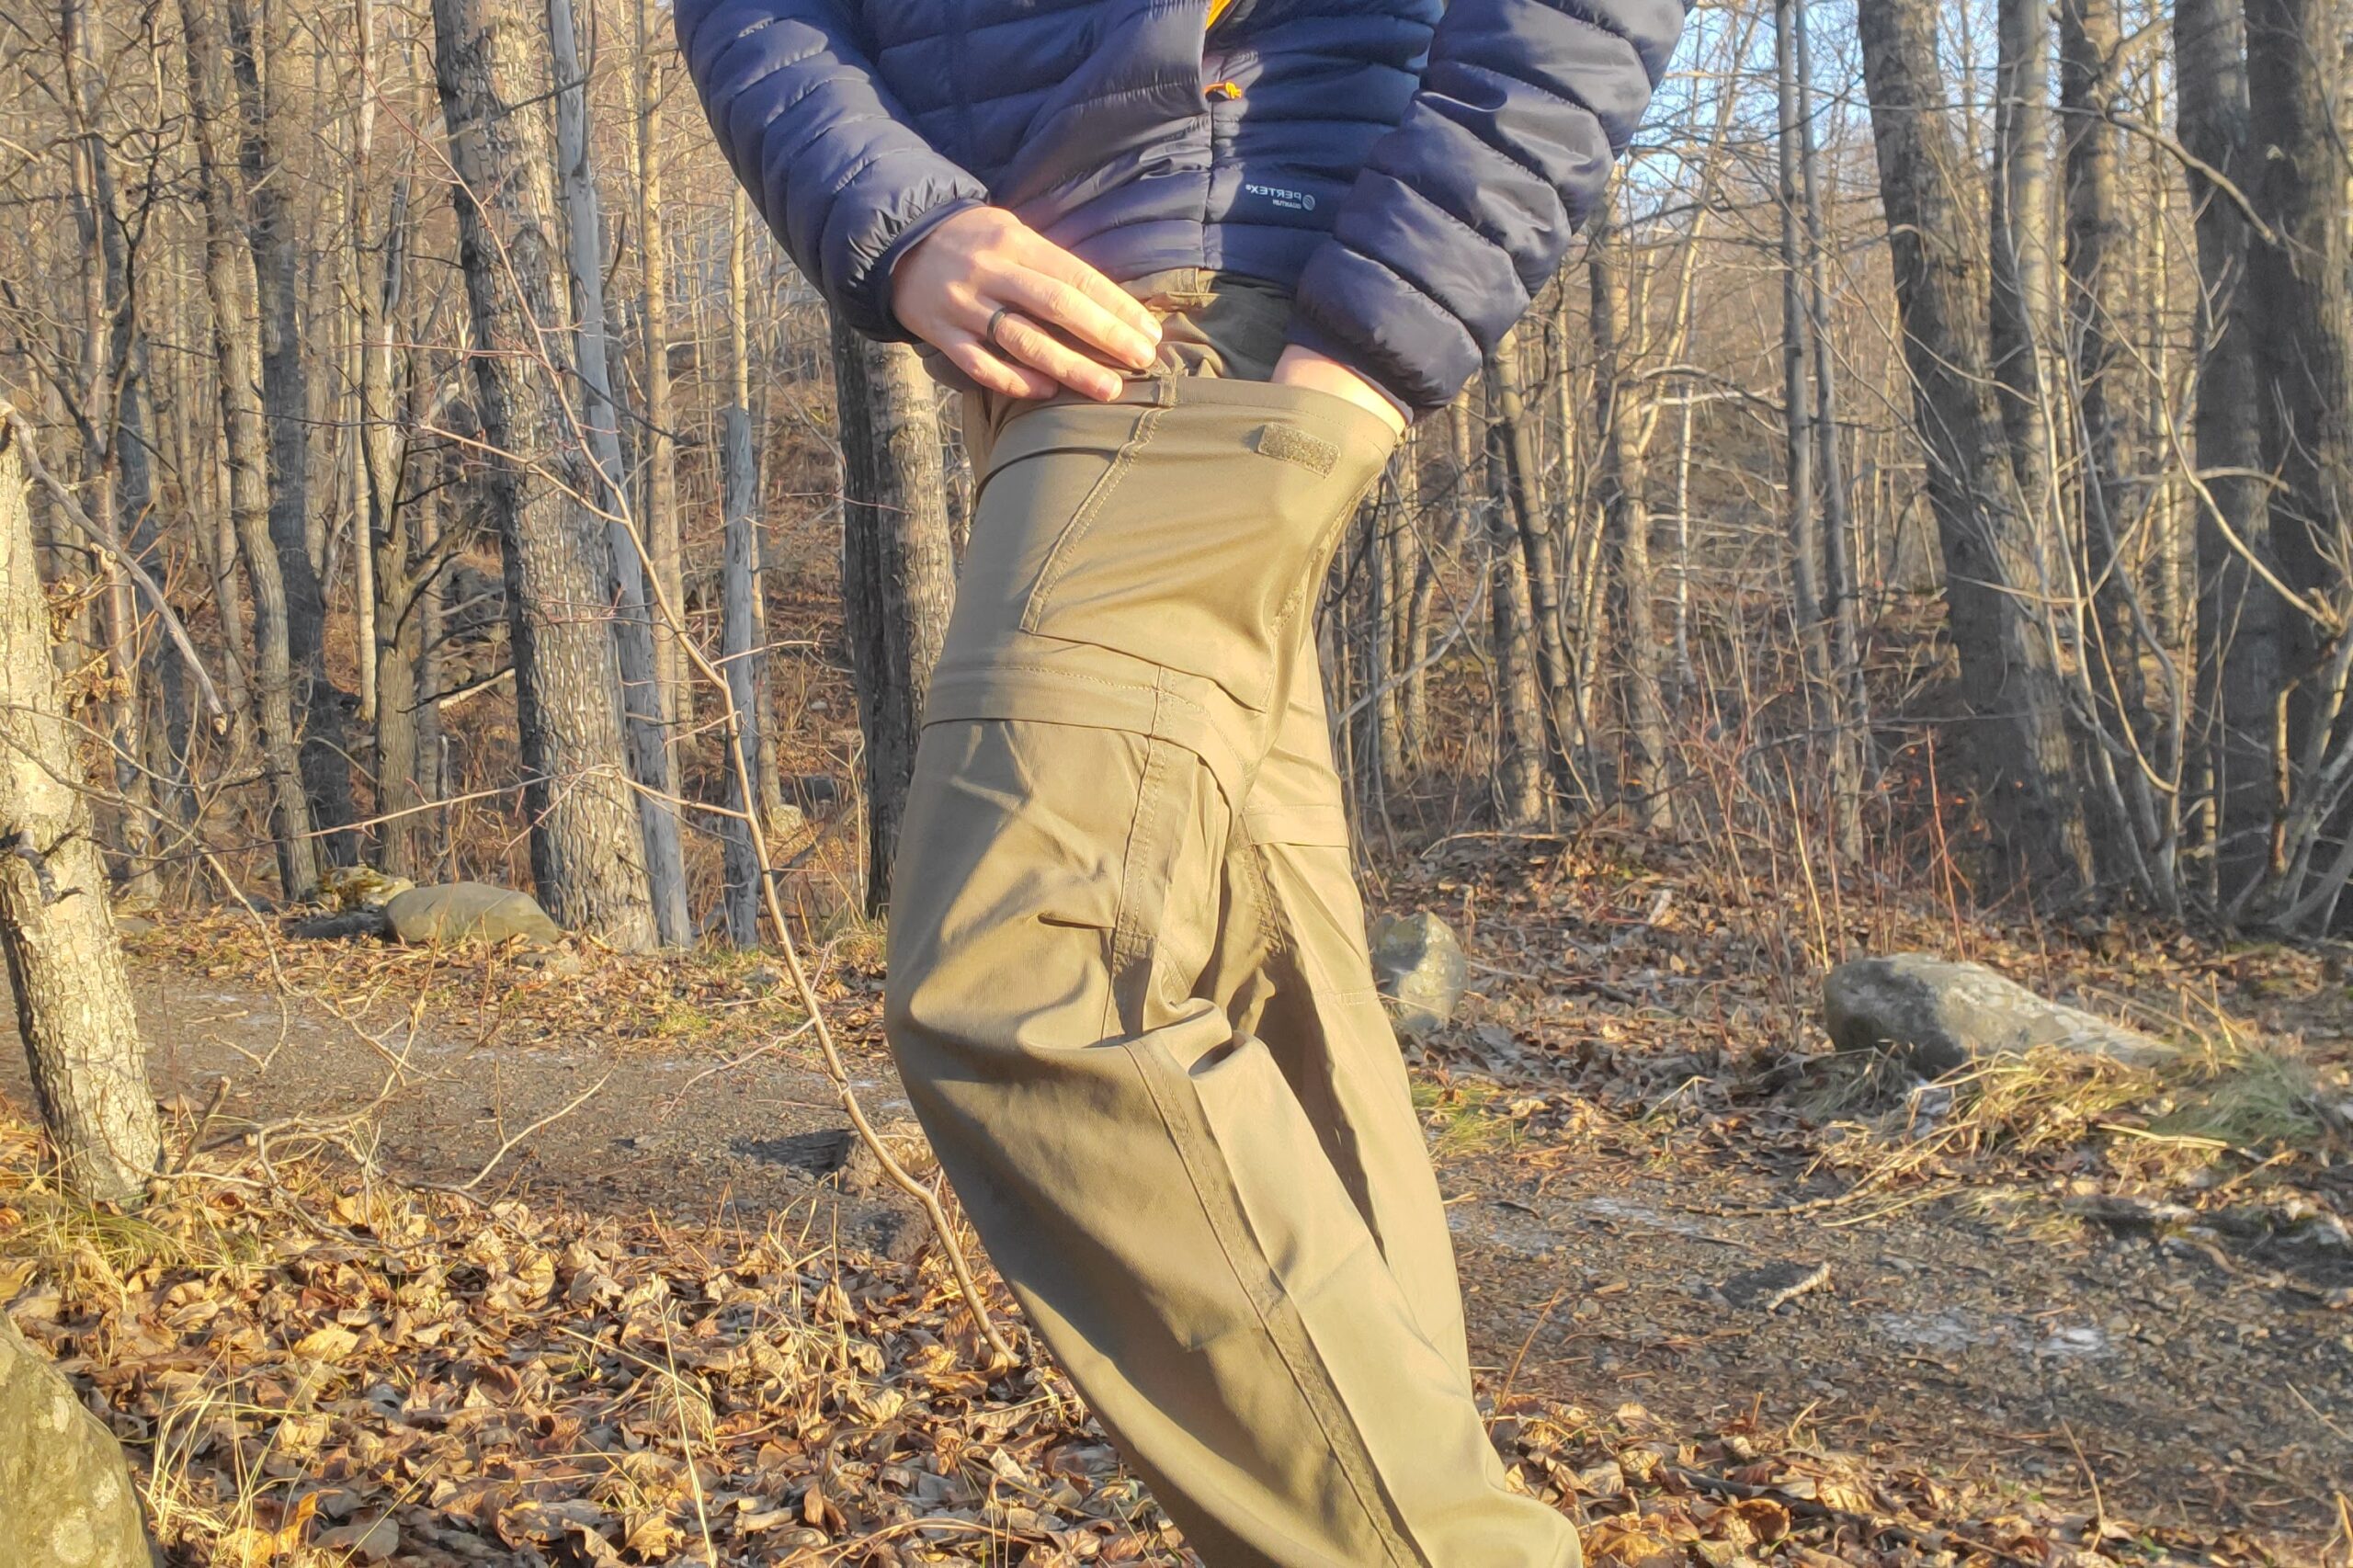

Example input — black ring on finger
[985,304,1016,349]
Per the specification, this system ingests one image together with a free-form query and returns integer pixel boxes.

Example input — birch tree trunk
[0,410,161,1205]
[432,0,656,949]
[548,0,689,948]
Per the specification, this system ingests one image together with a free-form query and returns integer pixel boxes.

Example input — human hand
[1270,345,1408,437]
[892,206,1163,402]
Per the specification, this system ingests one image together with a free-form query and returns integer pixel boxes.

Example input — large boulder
[0,1314,154,1567]
[1823,953,2178,1076]
[382,882,562,947]
[1370,912,1468,1037]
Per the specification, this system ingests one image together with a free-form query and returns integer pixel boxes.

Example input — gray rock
[0,1314,156,1568]
[1824,953,2177,1076]
[382,882,563,947]
[1370,911,1468,1037]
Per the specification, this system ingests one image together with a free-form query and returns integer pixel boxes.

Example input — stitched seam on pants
[926,662,1207,717]
[1019,391,1168,636]
[1242,837,1292,967]
[1109,729,1181,1032]
[1123,1031,1430,1568]
[1099,710,1172,1041]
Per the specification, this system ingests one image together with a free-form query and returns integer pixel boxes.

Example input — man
[677,3,1684,1562]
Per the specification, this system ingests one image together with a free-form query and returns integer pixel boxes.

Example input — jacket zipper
[1204,0,1241,97]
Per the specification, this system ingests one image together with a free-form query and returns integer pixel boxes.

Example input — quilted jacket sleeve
[674,0,986,339]
[1284,0,1687,415]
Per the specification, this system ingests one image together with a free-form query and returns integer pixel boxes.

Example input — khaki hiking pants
[885,371,1579,1568]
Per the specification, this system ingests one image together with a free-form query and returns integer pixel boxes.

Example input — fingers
[987,308,1126,402]
[890,203,1163,403]
[1017,233,1164,347]
[996,256,1160,371]
[941,334,1061,403]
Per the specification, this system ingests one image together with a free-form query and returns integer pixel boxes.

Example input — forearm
[674,0,986,338]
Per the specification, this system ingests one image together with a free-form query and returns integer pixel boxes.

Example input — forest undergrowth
[8,816,2353,1566]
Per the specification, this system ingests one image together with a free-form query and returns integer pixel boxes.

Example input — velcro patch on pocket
[1251,423,1337,476]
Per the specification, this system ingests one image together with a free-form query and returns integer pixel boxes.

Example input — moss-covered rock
[0,1313,154,1567]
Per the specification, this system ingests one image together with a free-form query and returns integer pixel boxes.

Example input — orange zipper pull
[1206,79,1242,101]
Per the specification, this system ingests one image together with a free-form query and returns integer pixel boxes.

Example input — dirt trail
[5,956,2348,1551]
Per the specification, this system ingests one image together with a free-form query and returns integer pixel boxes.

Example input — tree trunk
[1482,364,1547,828]
[1992,0,2062,530]
[62,0,165,908]
[353,0,419,878]
[0,411,162,1205]
[410,440,446,876]
[1589,217,1671,835]
[225,0,357,863]
[721,407,766,946]
[634,0,686,710]
[432,0,656,949]
[730,193,790,835]
[2245,0,2353,917]
[1403,415,1467,776]
[830,315,955,915]
[1490,328,1577,790]
[1858,0,2093,881]
[548,0,689,948]
[1794,0,1869,849]
[2177,0,2278,905]
[179,0,320,899]
[1778,0,1853,861]
[2062,0,2168,885]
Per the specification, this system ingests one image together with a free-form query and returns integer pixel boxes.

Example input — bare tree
[178,0,320,898]
[1590,210,1671,834]
[2177,0,2279,904]
[2243,0,2353,923]
[0,409,161,1204]
[225,0,358,861]
[1859,0,2094,880]
[831,315,954,915]
[1777,0,1859,862]
[432,0,656,949]
[549,0,689,947]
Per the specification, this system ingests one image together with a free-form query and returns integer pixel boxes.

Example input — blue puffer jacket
[676,0,1685,414]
